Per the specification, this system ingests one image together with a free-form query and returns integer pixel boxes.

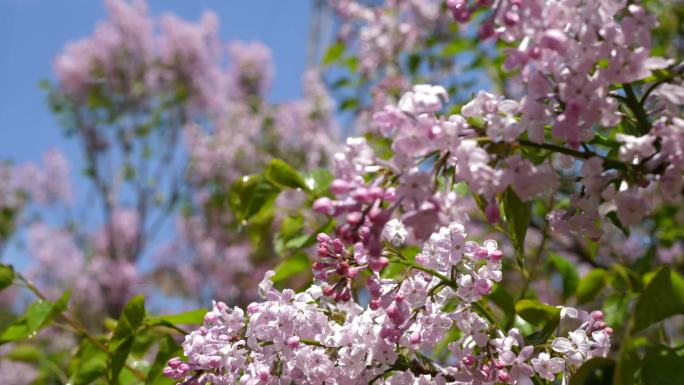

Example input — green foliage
[0,263,14,291]
[145,309,206,329]
[502,188,531,269]
[515,299,560,327]
[229,174,281,222]
[547,253,580,301]
[576,268,608,305]
[0,291,70,345]
[69,339,108,385]
[265,158,309,191]
[640,344,684,385]
[145,335,181,385]
[107,294,145,384]
[631,267,684,333]
[322,41,345,66]
[569,358,615,385]
[271,252,311,283]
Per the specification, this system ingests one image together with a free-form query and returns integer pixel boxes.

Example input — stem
[16,273,147,381]
[623,84,651,135]
[390,258,503,329]
[517,140,630,171]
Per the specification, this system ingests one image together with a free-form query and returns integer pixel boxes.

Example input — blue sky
[0,0,319,165]
[0,0,331,285]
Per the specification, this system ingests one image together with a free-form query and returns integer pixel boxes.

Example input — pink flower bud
[287,336,300,348]
[485,201,500,224]
[410,331,421,344]
[332,239,345,254]
[479,22,496,40]
[498,371,510,383]
[313,197,335,215]
[330,179,351,194]
[489,249,504,261]
[475,278,493,295]
[541,29,568,53]
[167,357,182,369]
[503,11,519,26]
[591,310,604,321]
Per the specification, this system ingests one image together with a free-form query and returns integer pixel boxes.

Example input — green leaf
[606,212,630,237]
[576,268,607,305]
[4,344,41,362]
[502,188,531,268]
[407,53,421,75]
[0,263,14,291]
[613,338,640,385]
[641,344,684,385]
[145,335,181,385]
[631,267,684,333]
[339,98,359,111]
[0,291,69,344]
[442,39,471,56]
[271,253,310,283]
[548,254,580,301]
[602,293,632,331]
[322,41,345,66]
[69,340,108,385]
[108,294,145,384]
[569,358,615,385]
[489,284,515,327]
[229,175,281,222]
[304,168,334,196]
[265,159,308,191]
[145,309,205,328]
[515,299,560,327]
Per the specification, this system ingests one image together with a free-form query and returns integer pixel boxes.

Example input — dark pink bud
[591,310,604,322]
[313,197,335,215]
[167,357,182,369]
[317,233,331,244]
[462,354,475,366]
[332,239,345,254]
[347,211,363,224]
[287,336,300,348]
[340,289,352,302]
[489,249,504,262]
[368,186,385,199]
[485,201,500,224]
[475,247,489,260]
[478,22,496,40]
[528,45,541,60]
[370,298,382,310]
[336,261,349,276]
[503,11,519,26]
[541,29,568,53]
[330,179,351,194]
[452,8,471,22]
[498,371,510,383]
[369,207,391,224]
[351,187,372,203]
[593,321,607,331]
[410,332,421,344]
[323,286,335,297]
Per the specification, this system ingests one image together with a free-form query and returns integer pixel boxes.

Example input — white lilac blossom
[383,218,409,247]
[166,224,611,385]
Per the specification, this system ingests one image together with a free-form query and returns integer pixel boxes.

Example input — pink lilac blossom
[166,224,610,385]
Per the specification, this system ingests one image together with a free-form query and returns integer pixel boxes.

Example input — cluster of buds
[314,179,398,265]
[314,233,364,302]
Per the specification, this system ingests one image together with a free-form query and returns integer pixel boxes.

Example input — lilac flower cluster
[166,224,610,385]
